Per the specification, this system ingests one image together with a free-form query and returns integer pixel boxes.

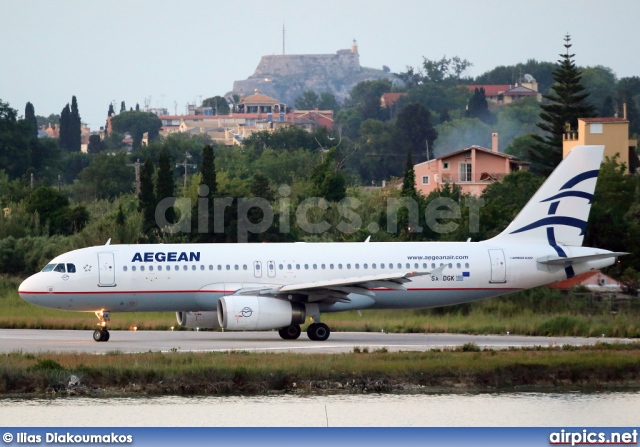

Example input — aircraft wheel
[102,329,110,342]
[307,323,330,341]
[279,325,301,340]
[93,329,104,342]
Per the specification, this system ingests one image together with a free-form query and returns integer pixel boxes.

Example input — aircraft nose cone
[18,275,37,303]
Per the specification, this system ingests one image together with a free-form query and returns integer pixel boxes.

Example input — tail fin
[491,145,604,247]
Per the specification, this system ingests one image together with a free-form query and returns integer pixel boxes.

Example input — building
[463,77,541,108]
[546,270,622,293]
[414,134,529,196]
[563,115,639,172]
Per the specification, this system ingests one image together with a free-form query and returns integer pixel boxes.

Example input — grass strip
[1,343,639,396]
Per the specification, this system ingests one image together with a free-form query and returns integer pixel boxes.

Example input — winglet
[105,238,111,246]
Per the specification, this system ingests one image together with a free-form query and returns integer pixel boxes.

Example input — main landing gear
[93,310,110,342]
[277,323,331,341]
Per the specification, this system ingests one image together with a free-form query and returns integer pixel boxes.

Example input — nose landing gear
[93,310,111,342]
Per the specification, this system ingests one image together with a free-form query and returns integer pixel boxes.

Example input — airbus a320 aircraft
[19,145,624,342]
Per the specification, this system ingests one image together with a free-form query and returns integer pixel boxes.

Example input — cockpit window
[41,264,56,272]
[53,264,66,273]
[66,264,76,273]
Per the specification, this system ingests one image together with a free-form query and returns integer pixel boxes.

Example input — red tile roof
[240,93,281,104]
[546,270,600,289]
[380,93,407,107]
[464,85,512,97]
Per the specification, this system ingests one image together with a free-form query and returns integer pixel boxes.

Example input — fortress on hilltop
[230,41,397,106]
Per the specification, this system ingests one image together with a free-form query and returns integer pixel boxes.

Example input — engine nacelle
[217,295,306,331]
[176,311,221,329]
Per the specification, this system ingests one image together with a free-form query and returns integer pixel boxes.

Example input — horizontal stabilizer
[537,252,628,266]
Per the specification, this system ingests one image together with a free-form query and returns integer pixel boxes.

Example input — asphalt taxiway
[0,329,633,354]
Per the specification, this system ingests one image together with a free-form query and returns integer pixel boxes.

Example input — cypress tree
[156,150,175,225]
[108,103,115,116]
[120,101,126,113]
[59,103,71,150]
[70,96,81,152]
[529,35,596,175]
[24,102,38,137]
[200,145,217,197]
[139,157,156,232]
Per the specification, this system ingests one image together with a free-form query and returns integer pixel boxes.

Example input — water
[1,392,639,426]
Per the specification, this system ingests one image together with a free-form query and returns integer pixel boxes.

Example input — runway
[0,329,633,354]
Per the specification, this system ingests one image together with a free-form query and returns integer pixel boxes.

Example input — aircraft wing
[537,252,628,266]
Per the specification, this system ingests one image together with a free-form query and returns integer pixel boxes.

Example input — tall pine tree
[529,35,596,175]
[138,157,156,233]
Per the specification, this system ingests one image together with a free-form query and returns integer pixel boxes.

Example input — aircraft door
[267,261,276,278]
[488,249,506,283]
[98,252,116,286]
[253,261,262,278]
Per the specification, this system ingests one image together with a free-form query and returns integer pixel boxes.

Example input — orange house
[414,135,529,196]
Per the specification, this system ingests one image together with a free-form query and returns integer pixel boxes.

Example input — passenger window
[372,263,376,269]
[183,265,188,271]
[66,264,76,273]
[234,265,239,270]
[123,266,128,272]
[304,264,309,270]
[192,265,196,271]
[279,264,284,270]
[42,264,56,272]
[330,264,334,269]
[321,264,326,269]
[209,265,213,270]
[346,264,351,269]
[414,263,418,269]
[54,264,66,273]
[397,263,401,269]
[226,265,230,270]
[380,263,385,269]
[175,265,179,271]
[242,265,247,270]
[201,265,205,271]
[313,264,317,269]
[465,263,469,268]
[132,266,136,272]
[457,263,461,268]
[218,265,222,270]
[140,266,145,272]
[355,263,359,269]
[149,266,154,271]
[337,264,342,269]
[158,266,162,271]
[432,263,436,269]
[406,263,410,269]
[448,263,452,268]
[287,264,292,270]
[363,263,368,269]
[296,264,300,270]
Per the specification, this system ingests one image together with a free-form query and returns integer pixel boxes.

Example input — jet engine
[217,295,306,331]
[176,311,221,329]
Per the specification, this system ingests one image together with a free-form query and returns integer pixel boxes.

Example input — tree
[139,157,155,233]
[120,101,126,113]
[156,150,175,225]
[135,103,140,111]
[202,96,230,115]
[24,102,37,137]
[310,147,346,202]
[295,91,319,110]
[200,145,217,197]
[396,103,438,161]
[349,79,392,121]
[74,152,132,200]
[59,103,71,150]
[529,35,596,175]
[318,92,339,112]
[466,88,493,124]
[24,187,88,235]
[110,111,162,149]
[87,134,103,154]
[108,103,115,117]
[70,96,81,152]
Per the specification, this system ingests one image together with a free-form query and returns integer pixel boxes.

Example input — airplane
[18,145,625,342]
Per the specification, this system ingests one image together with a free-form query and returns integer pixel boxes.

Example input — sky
[1,0,640,130]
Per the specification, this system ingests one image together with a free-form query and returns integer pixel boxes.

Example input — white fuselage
[18,241,613,314]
